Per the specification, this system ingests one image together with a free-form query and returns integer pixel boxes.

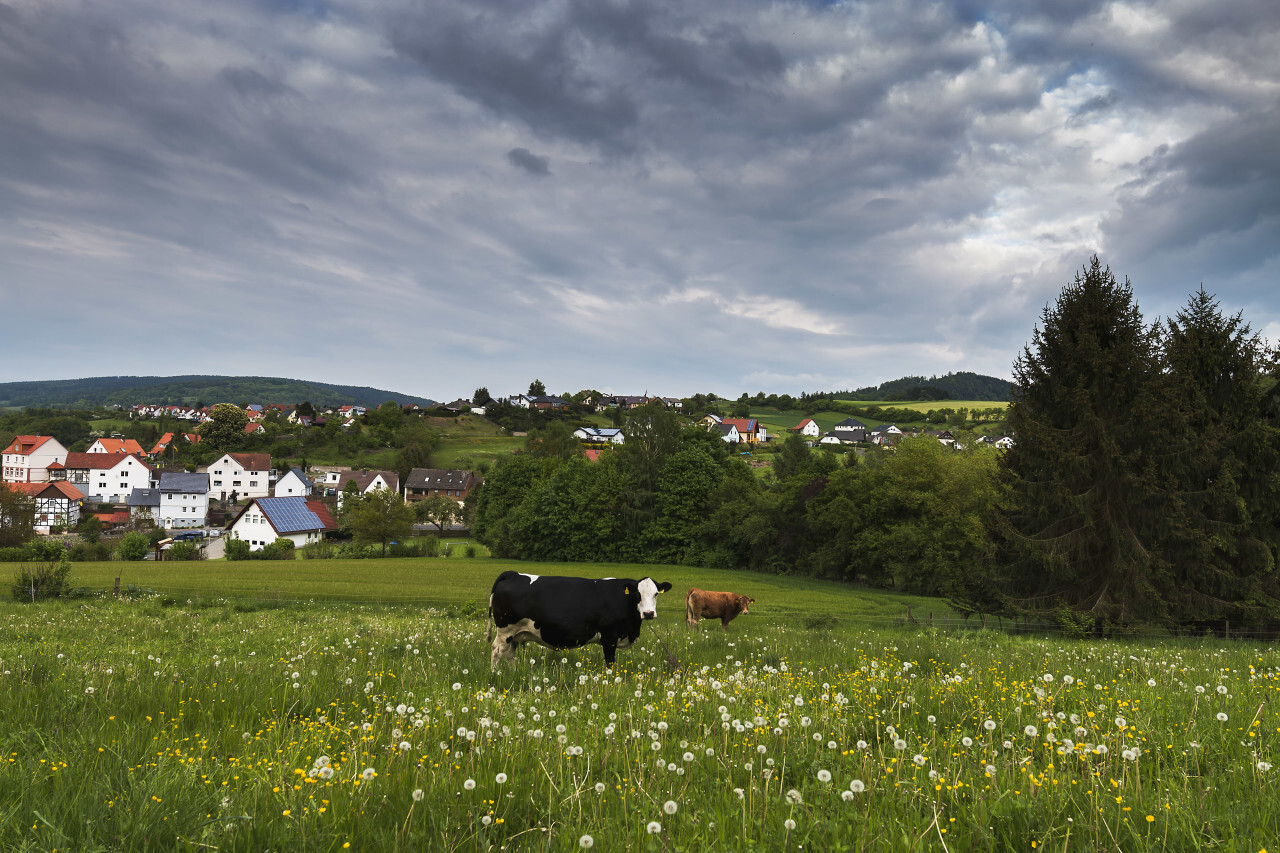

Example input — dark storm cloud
[1,0,1277,398]
[507,147,551,176]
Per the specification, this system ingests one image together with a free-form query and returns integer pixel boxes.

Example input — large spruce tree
[1155,289,1280,628]
[996,257,1167,629]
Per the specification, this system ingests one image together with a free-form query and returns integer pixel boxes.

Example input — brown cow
[686,588,754,630]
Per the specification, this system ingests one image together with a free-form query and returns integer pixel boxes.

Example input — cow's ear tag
[625,586,631,596]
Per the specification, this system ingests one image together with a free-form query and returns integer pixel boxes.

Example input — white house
[156,472,210,528]
[333,470,399,510]
[59,452,152,503]
[226,496,337,551]
[715,423,741,444]
[274,467,314,497]
[792,418,821,438]
[204,453,275,500]
[2,435,69,483]
[572,427,625,444]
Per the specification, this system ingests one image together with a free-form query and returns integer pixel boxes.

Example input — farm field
[3,557,954,626]
[2,562,1278,851]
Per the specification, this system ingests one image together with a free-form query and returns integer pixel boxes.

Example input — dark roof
[833,418,867,429]
[128,488,162,507]
[405,468,475,490]
[158,472,210,493]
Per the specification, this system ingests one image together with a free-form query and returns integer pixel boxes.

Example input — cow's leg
[601,640,618,667]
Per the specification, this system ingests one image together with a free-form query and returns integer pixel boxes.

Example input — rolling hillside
[0,375,436,409]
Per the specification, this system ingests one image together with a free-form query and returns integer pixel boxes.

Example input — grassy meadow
[2,559,1278,851]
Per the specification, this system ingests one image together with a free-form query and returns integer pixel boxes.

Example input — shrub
[11,548,72,602]
[259,539,295,561]
[116,532,150,561]
[224,539,251,561]
[68,542,112,562]
[166,541,202,561]
[0,546,32,562]
[300,541,337,560]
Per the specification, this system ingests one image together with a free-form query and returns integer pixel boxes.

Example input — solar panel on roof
[259,497,322,534]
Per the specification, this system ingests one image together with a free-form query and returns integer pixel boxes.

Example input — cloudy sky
[2,0,1277,402]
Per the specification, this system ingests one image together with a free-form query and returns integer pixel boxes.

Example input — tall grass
[1,594,1276,851]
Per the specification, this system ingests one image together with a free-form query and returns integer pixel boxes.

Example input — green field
[14,557,956,626]
[1,561,1275,851]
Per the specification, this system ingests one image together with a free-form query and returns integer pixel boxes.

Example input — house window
[233,480,242,486]
[213,480,221,486]
[250,481,258,487]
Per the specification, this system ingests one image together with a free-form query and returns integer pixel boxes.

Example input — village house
[2,435,69,483]
[273,467,314,497]
[226,496,338,551]
[573,427,625,444]
[790,418,821,438]
[332,470,399,509]
[203,453,275,500]
[87,438,146,456]
[58,452,152,504]
[403,468,477,503]
[831,418,869,442]
[9,481,85,532]
[156,472,211,528]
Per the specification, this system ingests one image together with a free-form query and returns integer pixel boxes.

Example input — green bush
[259,539,296,560]
[300,540,337,560]
[11,548,72,602]
[68,542,112,562]
[116,531,150,561]
[166,541,202,561]
[224,539,251,561]
[0,546,32,562]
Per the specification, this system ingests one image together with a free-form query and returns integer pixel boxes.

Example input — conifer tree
[995,257,1165,629]
[1155,288,1280,627]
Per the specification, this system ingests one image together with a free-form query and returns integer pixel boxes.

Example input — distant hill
[0,376,436,410]
[813,371,1013,403]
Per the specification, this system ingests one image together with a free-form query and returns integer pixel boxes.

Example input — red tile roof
[229,453,272,471]
[3,435,55,455]
[93,438,146,455]
[64,452,142,470]
[7,481,84,500]
[305,500,339,531]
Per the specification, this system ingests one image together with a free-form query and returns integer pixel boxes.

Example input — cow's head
[738,595,755,614]
[633,578,673,620]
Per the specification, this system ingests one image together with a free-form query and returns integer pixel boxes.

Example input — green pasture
[1,578,1276,851]
[6,557,955,626]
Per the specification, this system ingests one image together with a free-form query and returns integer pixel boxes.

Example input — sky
[2,0,1278,403]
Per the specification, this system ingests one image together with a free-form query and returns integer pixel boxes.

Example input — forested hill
[0,376,436,409]
[846,371,1013,401]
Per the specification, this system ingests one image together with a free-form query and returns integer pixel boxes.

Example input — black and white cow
[487,571,673,669]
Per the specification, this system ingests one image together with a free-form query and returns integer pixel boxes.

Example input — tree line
[472,258,1280,635]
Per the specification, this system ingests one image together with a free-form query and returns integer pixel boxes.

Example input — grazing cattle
[686,588,754,630]
[488,571,673,669]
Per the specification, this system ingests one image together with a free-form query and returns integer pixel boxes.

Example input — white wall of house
[158,490,210,528]
[68,455,152,503]
[2,438,68,483]
[227,505,322,551]
[206,454,272,499]
[798,420,820,437]
[274,470,313,497]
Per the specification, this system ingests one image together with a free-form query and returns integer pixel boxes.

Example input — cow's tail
[685,588,696,628]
